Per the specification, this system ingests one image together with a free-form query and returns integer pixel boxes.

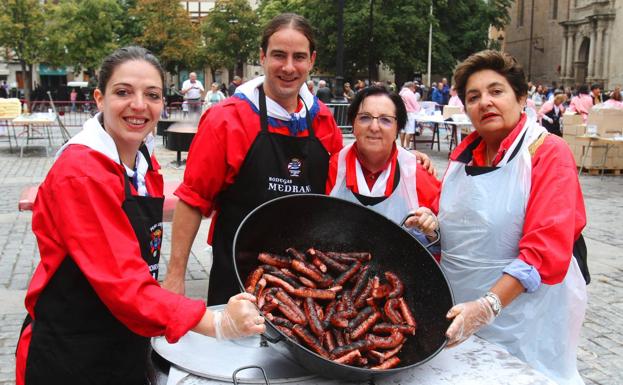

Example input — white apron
[329,144,419,224]
[439,117,587,384]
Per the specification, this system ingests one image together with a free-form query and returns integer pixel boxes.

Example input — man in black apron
[20,146,164,384]
[164,13,342,305]
[208,87,329,304]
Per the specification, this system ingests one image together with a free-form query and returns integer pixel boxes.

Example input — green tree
[0,0,47,104]
[257,0,510,85]
[200,0,260,80]
[44,0,123,80]
[129,0,198,74]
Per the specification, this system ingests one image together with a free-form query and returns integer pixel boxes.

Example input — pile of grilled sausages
[245,247,417,369]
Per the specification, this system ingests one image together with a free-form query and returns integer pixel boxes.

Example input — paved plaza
[0,124,621,384]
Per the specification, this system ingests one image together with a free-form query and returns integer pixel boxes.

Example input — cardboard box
[563,113,584,126]
[443,106,463,120]
[576,141,623,169]
[586,107,623,137]
[563,124,586,137]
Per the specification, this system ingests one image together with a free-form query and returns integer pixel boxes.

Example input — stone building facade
[501,0,621,89]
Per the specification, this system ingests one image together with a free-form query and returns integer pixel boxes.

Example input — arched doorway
[575,38,590,85]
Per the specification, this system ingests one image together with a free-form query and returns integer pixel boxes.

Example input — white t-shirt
[182,79,204,100]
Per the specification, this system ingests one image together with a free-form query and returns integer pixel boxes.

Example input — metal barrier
[325,102,352,134]
[30,100,98,128]
[24,99,354,136]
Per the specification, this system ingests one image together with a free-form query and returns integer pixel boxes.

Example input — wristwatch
[483,291,502,317]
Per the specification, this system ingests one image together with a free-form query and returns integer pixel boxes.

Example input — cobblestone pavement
[0,126,621,384]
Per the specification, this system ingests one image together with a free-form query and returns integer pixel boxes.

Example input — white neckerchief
[56,113,153,196]
[234,75,316,122]
[354,159,391,197]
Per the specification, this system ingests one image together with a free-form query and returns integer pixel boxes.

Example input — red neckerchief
[471,113,527,166]
[346,143,398,196]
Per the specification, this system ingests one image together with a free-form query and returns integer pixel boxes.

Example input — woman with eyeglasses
[327,86,441,245]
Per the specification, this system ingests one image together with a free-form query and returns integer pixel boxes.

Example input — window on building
[180,1,214,20]
[551,0,558,19]
[517,0,524,27]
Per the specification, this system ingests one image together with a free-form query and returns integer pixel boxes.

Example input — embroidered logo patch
[287,158,302,178]
[150,225,163,258]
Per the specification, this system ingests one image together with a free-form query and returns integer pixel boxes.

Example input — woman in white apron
[440,50,587,384]
[327,86,441,244]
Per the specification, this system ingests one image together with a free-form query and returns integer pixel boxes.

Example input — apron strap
[258,85,314,137]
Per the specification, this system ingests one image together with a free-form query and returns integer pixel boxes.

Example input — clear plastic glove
[542,115,553,124]
[213,292,265,340]
[445,298,495,348]
[404,207,438,238]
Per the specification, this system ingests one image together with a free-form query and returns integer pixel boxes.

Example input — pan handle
[260,331,285,344]
[232,365,271,385]
[400,212,440,249]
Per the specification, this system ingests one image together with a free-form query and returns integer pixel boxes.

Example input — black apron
[208,86,330,305]
[542,107,562,136]
[21,145,164,385]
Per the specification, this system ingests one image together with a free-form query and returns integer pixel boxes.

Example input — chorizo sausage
[354,278,373,308]
[347,306,374,330]
[291,287,337,300]
[385,271,404,299]
[397,297,416,328]
[285,247,306,261]
[274,289,306,321]
[298,276,317,288]
[351,265,370,299]
[309,248,348,272]
[335,261,361,286]
[330,313,349,329]
[292,324,329,357]
[330,339,371,359]
[291,259,333,287]
[381,343,404,360]
[366,331,405,349]
[371,356,400,370]
[263,274,296,294]
[371,323,416,335]
[325,252,358,264]
[326,252,371,262]
[311,256,328,273]
[275,325,295,338]
[267,294,306,325]
[333,349,361,365]
[383,298,404,324]
[322,329,336,352]
[245,267,264,292]
[372,283,391,299]
[266,314,295,329]
[261,266,300,288]
[252,277,266,297]
[350,311,381,340]
[258,252,291,268]
[304,297,325,337]
[332,329,345,347]
[323,300,337,329]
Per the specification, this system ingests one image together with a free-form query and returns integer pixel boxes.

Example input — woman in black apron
[539,93,566,136]
[15,47,264,385]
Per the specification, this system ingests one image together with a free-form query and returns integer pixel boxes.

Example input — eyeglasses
[355,113,397,129]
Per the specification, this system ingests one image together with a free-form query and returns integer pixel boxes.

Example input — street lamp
[368,0,374,84]
[335,0,345,97]
[427,2,433,88]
